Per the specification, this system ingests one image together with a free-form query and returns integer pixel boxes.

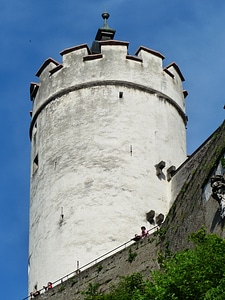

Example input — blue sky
[1,1,225,299]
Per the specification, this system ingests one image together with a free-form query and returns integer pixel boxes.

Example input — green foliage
[97,264,103,273]
[221,156,225,169]
[83,283,100,299]
[84,228,225,300]
[58,285,65,293]
[204,277,225,300]
[108,273,147,300]
[84,273,147,300]
[127,248,137,263]
[148,228,225,299]
[70,277,77,287]
[154,227,167,244]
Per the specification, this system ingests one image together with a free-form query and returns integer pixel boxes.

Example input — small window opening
[119,91,123,98]
[59,207,64,226]
[33,154,39,175]
[61,207,64,220]
[130,145,133,156]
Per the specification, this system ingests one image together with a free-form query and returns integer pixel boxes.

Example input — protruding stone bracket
[155,160,166,177]
[146,210,164,226]
[146,210,155,224]
[211,175,225,219]
[167,165,176,181]
[156,213,164,226]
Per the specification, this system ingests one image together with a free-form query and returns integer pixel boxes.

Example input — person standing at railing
[131,226,149,241]
[30,289,40,298]
[43,282,53,291]
[140,226,149,237]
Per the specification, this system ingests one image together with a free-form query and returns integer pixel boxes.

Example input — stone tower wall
[29,41,187,292]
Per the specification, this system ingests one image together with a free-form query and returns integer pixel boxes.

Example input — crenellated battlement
[30,41,186,131]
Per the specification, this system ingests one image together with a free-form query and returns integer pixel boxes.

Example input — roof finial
[102,11,110,29]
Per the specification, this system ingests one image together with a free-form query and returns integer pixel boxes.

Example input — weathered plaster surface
[29,42,186,292]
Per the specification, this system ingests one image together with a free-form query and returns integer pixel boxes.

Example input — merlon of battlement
[99,40,129,56]
[164,62,185,82]
[135,46,165,60]
[99,40,129,48]
[36,58,60,77]
[60,44,91,56]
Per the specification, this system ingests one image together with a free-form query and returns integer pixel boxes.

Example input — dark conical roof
[91,12,116,54]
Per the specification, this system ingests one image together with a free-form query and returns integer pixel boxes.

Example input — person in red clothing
[47,282,53,289]
[43,282,53,291]
[140,226,149,238]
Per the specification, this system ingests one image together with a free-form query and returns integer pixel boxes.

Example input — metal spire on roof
[101,11,110,29]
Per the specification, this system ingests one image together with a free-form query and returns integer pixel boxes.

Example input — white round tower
[28,13,187,293]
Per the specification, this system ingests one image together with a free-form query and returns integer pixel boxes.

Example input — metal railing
[22,225,159,299]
